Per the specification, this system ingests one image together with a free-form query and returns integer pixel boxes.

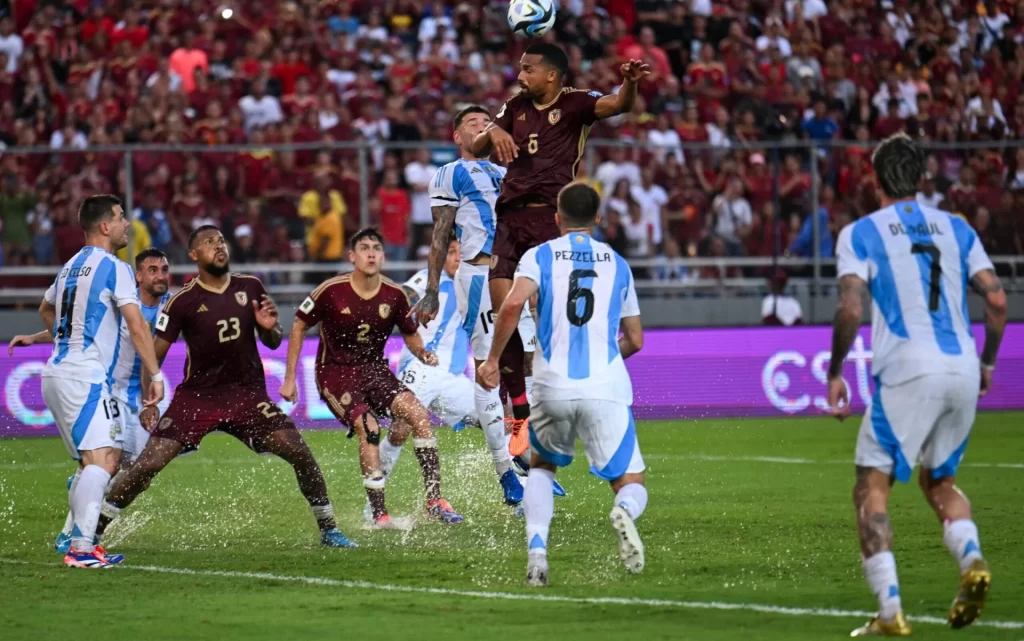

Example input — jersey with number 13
[514,232,639,405]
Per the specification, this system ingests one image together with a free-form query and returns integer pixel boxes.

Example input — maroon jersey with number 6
[492,88,602,215]
[295,274,418,373]
[155,273,269,392]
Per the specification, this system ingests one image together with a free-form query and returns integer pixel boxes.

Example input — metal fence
[1,138,1022,311]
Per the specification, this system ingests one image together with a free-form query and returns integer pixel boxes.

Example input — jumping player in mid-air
[279,228,463,528]
[470,43,650,455]
[828,134,1007,635]
[94,225,356,550]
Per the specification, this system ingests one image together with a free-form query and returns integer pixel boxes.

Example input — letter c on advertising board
[762,351,810,413]
[5,362,53,426]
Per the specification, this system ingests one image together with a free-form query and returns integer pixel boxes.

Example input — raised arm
[411,204,457,326]
[253,295,284,349]
[971,268,1007,396]
[594,60,651,120]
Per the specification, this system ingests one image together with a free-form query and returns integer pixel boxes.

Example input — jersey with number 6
[295,274,418,373]
[835,202,993,386]
[515,233,639,404]
[154,273,269,392]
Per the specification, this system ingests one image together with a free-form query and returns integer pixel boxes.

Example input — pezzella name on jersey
[888,222,944,236]
[554,250,614,263]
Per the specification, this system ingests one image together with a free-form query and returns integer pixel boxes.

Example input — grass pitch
[1,414,1022,640]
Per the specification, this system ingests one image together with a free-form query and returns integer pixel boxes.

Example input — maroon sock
[499,329,529,420]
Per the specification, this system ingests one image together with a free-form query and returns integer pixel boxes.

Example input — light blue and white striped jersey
[516,233,640,404]
[111,290,170,411]
[836,202,994,386]
[43,246,140,386]
[428,158,506,261]
[398,269,469,376]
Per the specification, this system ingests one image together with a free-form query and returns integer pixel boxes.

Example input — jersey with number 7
[835,202,994,386]
[514,232,639,405]
[154,273,269,392]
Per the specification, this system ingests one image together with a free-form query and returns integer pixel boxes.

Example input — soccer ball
[507,0,557,38]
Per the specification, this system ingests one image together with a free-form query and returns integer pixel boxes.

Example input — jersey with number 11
[514,233,639,405]
[835,202,994,386]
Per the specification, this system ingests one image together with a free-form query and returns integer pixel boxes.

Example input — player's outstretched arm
[279,318,308,403]
[7,329,53,355]
[594,59,651,120]
[472,123,517,163]
[618,316,644,359]
[124,304,165,408]
[402,331,438,367]
[480,276,539,390]
[971,268,1007,396]
[826,274,866,419]
[411,204,457,326]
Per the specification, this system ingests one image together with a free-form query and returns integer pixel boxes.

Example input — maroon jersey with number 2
[295,274,418,430]
[492,88,602,215]
[152,273,295,452]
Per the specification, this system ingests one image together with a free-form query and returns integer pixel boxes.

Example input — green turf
[1,414,1023,640]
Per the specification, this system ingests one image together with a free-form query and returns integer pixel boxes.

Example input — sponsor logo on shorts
[157,417,173,431]
[235,291,248,306]
[379,304,391,319]
[340,392,352,406]
[548,109,561,125]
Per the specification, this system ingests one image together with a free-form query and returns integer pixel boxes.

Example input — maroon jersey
[492,88,602,214]
[155,273,269,392]
[295,274,418,371]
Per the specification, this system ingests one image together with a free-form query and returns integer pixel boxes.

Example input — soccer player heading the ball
[469,42,650,456]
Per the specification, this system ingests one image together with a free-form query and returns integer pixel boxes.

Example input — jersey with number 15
[514,233,639,405]
[836,201,994,386]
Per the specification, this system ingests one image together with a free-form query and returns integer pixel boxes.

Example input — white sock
[863,552,902,621]
[614,483,648,520]
[524,375,534,405]
[476,383,510,476]
[61,469,83,537]
[944,519,983,573]
[71,465,111,553]
[524,468,555,553]
[379,437,403,479]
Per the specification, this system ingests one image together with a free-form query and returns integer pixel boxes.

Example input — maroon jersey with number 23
[155,273,269,392]
[492,87,602,215]
[295,274,418,374]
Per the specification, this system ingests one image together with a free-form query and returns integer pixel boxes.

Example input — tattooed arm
[410,204,457,326]
[970,268,1007,396]
[827,275,866,419]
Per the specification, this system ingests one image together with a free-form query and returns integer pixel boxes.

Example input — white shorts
[455,262,492,361]
[42,377,125,460]
[856,373,978,483]
[398,359,478,430]
[120,407,151,461]
[529,399,645,480]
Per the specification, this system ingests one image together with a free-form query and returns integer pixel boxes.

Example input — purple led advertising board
[3,324,1022,437]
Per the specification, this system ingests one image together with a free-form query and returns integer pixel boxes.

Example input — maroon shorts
[490,206,560,281]
[317,363,407,432]
[154,387,295,453]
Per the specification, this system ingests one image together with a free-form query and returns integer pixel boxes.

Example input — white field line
[3,453,1024,472]
[0,558,1021,630]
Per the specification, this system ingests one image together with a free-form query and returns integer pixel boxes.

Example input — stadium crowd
[0,0,1023,287]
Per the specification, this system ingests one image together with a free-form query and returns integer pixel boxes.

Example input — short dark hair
[872,133,925,200]
[557,182,601,227]
[453,105,489,130]
[189,224,222,248]
[135,247,168,269]
[78,195,123,232]
[525,43,568,78]
[350,227,385,250]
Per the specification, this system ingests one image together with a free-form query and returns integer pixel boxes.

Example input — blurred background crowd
[0,0,1023,294]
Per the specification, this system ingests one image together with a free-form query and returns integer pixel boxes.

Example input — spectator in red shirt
[169,30,208,94]
[375,168,411,262]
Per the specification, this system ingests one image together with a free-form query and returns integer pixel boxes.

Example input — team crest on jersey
[340,392,352,406]
[235,291,248,306]
[548,109,561,125]
[157,417,173,432]
[379,304,391,319]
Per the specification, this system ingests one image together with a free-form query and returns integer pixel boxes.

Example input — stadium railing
[0,138,1021,307]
